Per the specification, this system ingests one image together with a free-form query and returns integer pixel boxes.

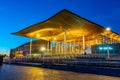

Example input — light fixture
[41,47,46,51]
[106,27,111,31]
[36,34,40,37]
[54,37,56,40]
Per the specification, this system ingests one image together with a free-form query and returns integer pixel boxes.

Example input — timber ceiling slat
[12,9,120,41]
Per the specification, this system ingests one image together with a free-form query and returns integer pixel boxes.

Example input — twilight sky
[0,0,120,54]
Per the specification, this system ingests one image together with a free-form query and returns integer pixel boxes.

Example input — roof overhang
[12,9,120,41]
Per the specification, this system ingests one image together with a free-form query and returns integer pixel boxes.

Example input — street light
[106,27,111,59]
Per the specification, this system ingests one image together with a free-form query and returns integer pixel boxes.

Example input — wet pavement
[0,64,120,80]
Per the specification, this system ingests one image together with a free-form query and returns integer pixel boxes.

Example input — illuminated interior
[12,9,120,57]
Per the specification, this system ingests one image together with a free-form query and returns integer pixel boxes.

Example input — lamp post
[106,27,111,59]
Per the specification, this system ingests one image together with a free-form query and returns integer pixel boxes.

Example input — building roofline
[12,9,119,36]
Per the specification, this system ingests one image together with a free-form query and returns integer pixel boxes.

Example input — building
[11,9,120,58]
[91,43,120,54]
[10,40,48,58]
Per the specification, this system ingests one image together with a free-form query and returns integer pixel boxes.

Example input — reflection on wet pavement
[0,64,120,80]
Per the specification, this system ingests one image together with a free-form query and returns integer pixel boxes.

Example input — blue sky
[0,0,120,54]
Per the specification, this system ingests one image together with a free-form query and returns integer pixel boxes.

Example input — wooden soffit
[12,9,120,41]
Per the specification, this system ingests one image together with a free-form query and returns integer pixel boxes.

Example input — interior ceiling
[12,9,120,41]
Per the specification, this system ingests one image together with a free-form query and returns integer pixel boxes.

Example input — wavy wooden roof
[12,9,120,41]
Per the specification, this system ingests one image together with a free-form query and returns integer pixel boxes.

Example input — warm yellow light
[36,34,40,37]
[106,27,111,31]
[54,37,56,40]
[41,47,46,51]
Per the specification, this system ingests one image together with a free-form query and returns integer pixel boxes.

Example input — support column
[64,30,66,58]
[107,33,110,59]
[47,41,50,56]
[107,42,110,59]
[77,38,79,54]
[79,38,81,54]
[69,40,72,57]
[102,35,104,54]
[82,35,85,54]
[51,41,53,57]
[29,38,32,55]
[58,42,61,55]
[55,42,56,56]
[74,40,76,54]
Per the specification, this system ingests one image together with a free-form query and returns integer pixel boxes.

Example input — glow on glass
[99,47,113,50]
